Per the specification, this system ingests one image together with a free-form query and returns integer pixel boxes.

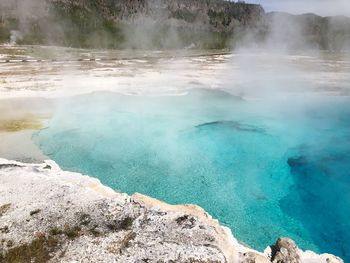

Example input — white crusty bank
[0,158,344,263]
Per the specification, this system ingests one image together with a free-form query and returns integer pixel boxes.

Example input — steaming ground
[1,45,350,261]
[1,45,350,99]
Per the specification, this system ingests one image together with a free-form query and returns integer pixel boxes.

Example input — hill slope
[0,0,349,50]
[0,0,263,49]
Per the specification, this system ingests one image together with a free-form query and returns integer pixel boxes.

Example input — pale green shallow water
[34,89,350,260]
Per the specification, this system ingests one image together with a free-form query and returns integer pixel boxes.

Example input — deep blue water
[34,89,350,261]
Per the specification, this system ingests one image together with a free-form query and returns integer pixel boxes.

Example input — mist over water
[33,51,350,261]
[1,0,350,261]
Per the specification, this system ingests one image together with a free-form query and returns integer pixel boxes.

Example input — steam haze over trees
[0,0,349,50]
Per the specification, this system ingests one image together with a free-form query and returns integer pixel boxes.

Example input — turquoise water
[35,89,350,260]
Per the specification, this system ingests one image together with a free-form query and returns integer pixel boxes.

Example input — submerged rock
[0,158,344,263]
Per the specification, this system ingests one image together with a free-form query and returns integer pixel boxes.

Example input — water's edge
[0,158,344,263]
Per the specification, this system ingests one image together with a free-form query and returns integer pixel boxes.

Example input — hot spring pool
[34,89,350,260]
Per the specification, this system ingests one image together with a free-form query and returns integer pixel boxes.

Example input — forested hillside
[0,0,349,50]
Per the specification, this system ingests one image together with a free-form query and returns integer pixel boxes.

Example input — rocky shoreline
[0,158,344,263]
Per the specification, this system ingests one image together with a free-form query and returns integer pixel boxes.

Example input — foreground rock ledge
[0,158,343,263]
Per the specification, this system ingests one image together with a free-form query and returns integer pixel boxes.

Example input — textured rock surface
[0,158,344,263]
[271,238,300,263]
